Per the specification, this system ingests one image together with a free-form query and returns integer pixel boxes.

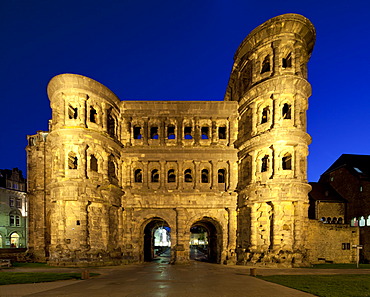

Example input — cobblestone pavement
[2,262,369,297]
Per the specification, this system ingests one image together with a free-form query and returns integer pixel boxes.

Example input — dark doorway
[189,218,221,263]
[143,218,171,263]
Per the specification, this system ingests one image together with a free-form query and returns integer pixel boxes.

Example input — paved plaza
[0,261,320,297]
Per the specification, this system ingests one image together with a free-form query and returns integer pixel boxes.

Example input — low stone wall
[0,248,27,263]
[306,220,359,264]
[360,227,370,263]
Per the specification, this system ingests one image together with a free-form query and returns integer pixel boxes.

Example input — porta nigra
[26,14,359,267]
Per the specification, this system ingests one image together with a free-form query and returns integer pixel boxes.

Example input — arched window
[184,169,192,183]
[359,216,366,227]
[184,126,192,139]
[282,153,292,170]
[150,126,159,139]
[218,169,226,183]
[134,126,142,139]
[168,169,176,183]
[134,169,142,183]
[151,169,159,183]
[68,152,78,169]
[282,52,292,68]
[282,103,292,119]
[338,217,343,224]
[107,109,115,138]
[108,155,118,185]
[332,217,337,224]
[90,106,97,123]
[321,217,326,223]
[201,169,209,183]
[167,125,176,139]
[201,127,209,139]
[367,215,370,226]
[261,107,269,124]
[261,55,270,74]
[351,217,358,226]
[10,232,19,248]
[90,155,98,172]
[327,217,332,224]
[261,155,269,172]
[68,104,78,119]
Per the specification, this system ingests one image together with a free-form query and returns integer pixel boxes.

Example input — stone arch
[10,232,20,248]
[140,217,172,263]
[189,216,223,264]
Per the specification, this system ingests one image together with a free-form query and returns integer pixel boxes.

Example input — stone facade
[0,168,28,249]
[26,14,357,266]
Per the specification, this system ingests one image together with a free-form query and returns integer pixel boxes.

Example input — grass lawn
[310,263,370,269]
[0,272,85,285]
[258,274,370,297]
[11,262,49,268]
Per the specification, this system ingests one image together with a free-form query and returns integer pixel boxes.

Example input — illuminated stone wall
[26,13,357,266]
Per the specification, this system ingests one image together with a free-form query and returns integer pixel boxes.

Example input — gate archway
[189,217,222,263]
[143,217,171,263]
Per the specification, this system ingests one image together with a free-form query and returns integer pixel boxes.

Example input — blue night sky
[1,0,369,182]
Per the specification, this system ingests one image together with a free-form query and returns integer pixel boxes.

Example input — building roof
[0,168,26,189]
[323,154,370,180]
[309,182,347,202]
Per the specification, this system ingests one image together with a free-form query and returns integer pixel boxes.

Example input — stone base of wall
[0,248,27,262]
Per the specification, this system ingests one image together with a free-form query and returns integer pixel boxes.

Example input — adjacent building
[0,168,28,248]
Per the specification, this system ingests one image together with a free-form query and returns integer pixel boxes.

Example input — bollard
[250,268,257,277]
[81,269,90,280]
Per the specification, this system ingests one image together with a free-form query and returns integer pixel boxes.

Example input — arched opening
[10,232,20,248]
[143,218,171,263]
[189,218,221,263]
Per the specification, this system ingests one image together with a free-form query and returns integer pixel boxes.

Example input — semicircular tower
[225,14,315,266]
[45,73,124,264]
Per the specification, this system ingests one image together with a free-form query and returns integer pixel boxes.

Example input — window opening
[134,126,142,139]
[134,169,142,183]
[76,220,80,225]
[261,155,269,172]
[184,126,192,139]
[201,169,209,183]
[261,107,269,124]
[150,127,159,139]
[338,217,343,224]
[108,155,118,185]
[9,198,14,207]
[282,103,292,119]
[68,105,78,119]
[261,55,270,74]
[15,215,20,226]
[282,153,292,170]
[184,169,193,182]
[151,169,159,183]
[10,215,15,226]
[282,52,292,68]
[107,109,115,138]
[10,233,19,248]
[90,154,98,172]
[327,217,331,224]
[218,169,226,183]
[359,216,366,227]
[89,106,97,123]
[342,243,351,250]
[167,125,176,139]
[201,127,209,140]
[68,152,78,169]
[168,169,176,183]
[218,126,226,139]
[332,217,337,224]
[16,199,21,208]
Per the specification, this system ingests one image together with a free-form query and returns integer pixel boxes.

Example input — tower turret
[225,14,315,266]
